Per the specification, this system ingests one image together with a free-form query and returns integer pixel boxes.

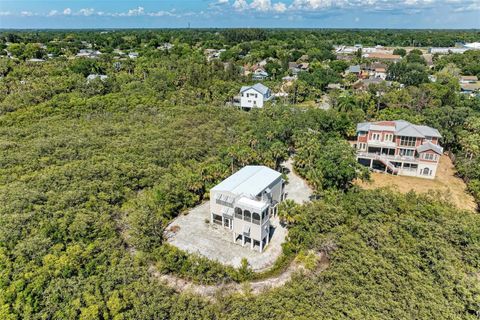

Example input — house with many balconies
[210,166,285,252]
[356,120,443,179]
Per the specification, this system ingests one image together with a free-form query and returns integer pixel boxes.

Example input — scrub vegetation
[0,29,479,319]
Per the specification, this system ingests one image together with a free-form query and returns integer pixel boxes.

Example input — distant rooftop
[211,165,281,197]
[357,120,442,138]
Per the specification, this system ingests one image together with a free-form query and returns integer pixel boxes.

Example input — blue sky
[0,0,479,29]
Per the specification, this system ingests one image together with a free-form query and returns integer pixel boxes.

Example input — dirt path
[283,159,313,204]
[149,252,329,299]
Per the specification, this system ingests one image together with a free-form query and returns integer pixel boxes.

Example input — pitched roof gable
[240,83,270,95]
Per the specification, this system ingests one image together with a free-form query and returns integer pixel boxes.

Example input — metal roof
[356,120,442,138]
[417,141,444,154]
[347,65,361,73]
[211,165,281,197]
[240,83,270,95]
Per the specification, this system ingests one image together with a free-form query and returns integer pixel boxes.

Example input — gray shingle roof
[347,65,361,73]
[417,141,443,154]
[240,83,270,95]
[356,120,442,138]
[211,165,281,197]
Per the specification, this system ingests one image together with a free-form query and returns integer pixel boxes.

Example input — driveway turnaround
[164,161,313,271]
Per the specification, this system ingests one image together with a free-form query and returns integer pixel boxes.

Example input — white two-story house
[234,83,272,109]
[210,166,285,252]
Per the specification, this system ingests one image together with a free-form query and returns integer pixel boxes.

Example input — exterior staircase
[375,155,399,174]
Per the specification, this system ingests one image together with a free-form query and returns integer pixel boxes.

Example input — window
[423,153,434,160]
[423,168,431,175]
[384,133,393,142]
[358,131,367,136]
[244,210,251,222]
[400,136,416,147]
[252,213,260,225]
[371,133,380,141]
[403,163,418,171]
[357,143,366,151]
[399,149,415,157]
[234,208,242,219]
[425,136,433,141]
[216,198,233,208]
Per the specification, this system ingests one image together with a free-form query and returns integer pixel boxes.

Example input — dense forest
[0,29,479,319]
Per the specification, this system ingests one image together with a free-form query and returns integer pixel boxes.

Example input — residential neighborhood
[1,23,480,320]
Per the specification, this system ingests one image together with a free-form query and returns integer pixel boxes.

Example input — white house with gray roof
[234,83,272,109]
[356,120,443,179]
[210,166,285,252]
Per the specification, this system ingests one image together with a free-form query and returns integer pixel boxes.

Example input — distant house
[27,58,45,63]
[252,69,269,81]
[429,47,468,54]
[326,83,343,91]
[87,74,108,83]
[234,83,272,109]
[288,62,309,75]
[460,75,479,84]
[128,52,139,59]
[346,65,361,77]
[158,43,174,51]
[210,165,285,252]
[362,63,387,79]
[76,49,102,59]
[459,76,480,96]
[356,120,443,179]
[362,53,402,62]
[464,42,480,50]
[282,75,297,82]
[205,48,226,61]
[460,83,480,96]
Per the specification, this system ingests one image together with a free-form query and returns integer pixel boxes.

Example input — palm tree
[278,199,299,226]
[336,94,357,112]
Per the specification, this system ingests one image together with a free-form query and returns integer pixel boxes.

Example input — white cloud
[453,0,480,12]
[250,0,273,11]
[48,10,58,16]
[0,11,12,16]
[148,10,177,17]
[63,8,72,15]
[78,8,95,16]
[127,6,145,16]
[233,0,287,12]
[20,11,34,17]
[273,2,287,12]
[233,0,249,10]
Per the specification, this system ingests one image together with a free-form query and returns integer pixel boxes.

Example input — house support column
[250,239,254,250]
[242,234,245,247]
[260,238,264,253]
[232,232,236,243]
[221,215,224,227]
[369,159,373,168]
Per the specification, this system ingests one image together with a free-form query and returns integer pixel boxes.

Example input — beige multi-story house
[356,120,443,179]
[210,166,285,252]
